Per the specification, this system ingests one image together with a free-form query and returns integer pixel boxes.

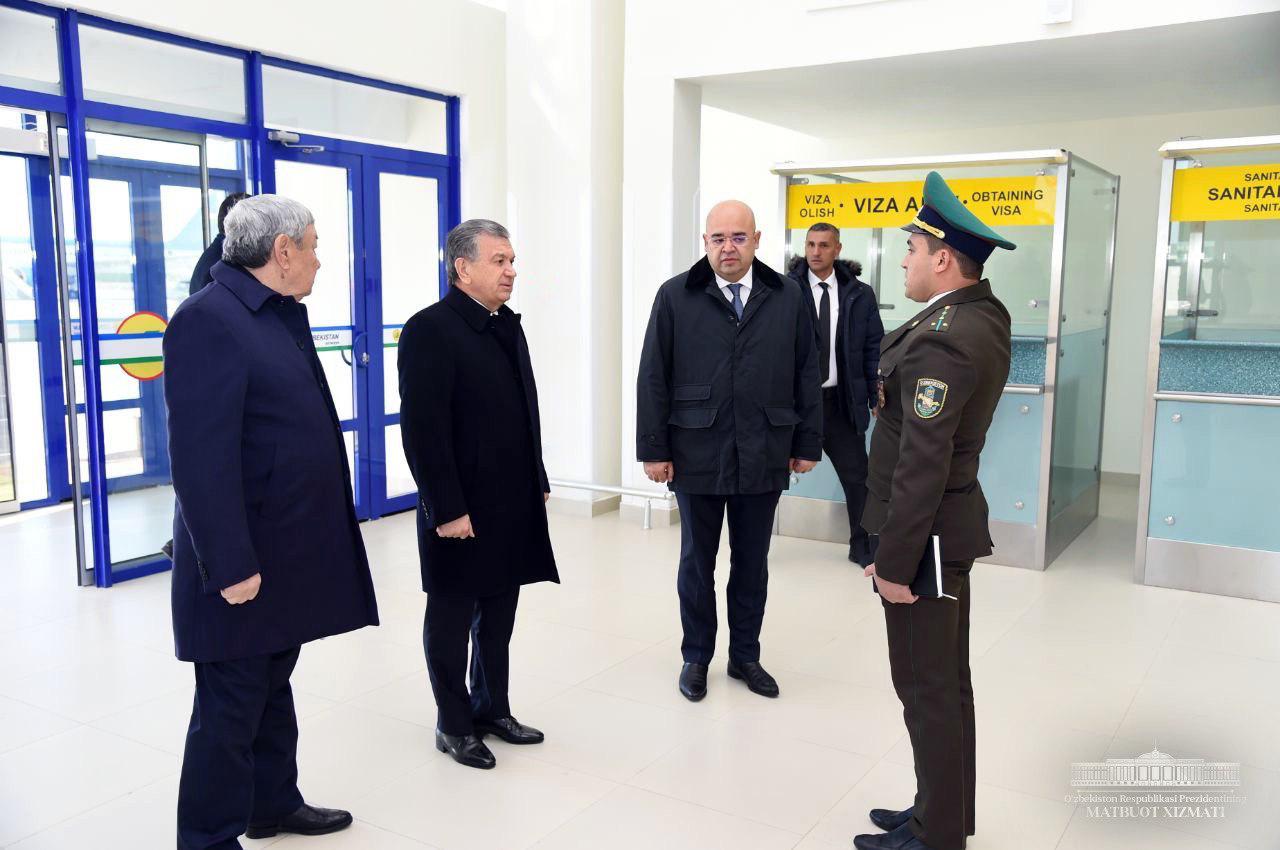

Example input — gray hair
[222,195,315,268]
[446,219,510,284]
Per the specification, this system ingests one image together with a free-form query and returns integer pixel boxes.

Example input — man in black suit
[637,200,822,703]
[398,219,558,770]
[787,223,884,566]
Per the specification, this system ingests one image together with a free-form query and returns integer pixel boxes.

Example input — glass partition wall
[0,0,459,587]
[1137,136,1280,602]
[771,150,1119,570]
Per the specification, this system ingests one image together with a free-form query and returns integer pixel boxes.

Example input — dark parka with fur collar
[786,257,884,434]
[637,256,823,495]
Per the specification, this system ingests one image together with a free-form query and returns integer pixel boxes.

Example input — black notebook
[868,534,957,600]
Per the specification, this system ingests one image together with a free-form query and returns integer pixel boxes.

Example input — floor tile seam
[1109,693,1280,771]
[969,591,1051,661]
[332,665,427,711]
[1156,638,1280,666]
[517,609,682,645]
[356,760,619,850]
[541,639,666,688]
[304,662,435,706]
[0,766,182,848]
[343,816,442,849]
[340,754,452,813]
[612,779,809,839]
[763,663,902,699]
[0,689,87,729]
[789,754,884,841]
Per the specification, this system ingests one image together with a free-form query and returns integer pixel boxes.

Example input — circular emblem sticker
[115,311,168,381]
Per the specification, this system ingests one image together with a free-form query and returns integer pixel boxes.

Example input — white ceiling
[693,13,1280,136]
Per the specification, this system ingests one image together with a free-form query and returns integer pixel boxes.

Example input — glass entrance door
[365,159,446,517]
[268,145,448,520]
[75,122,250,579]
[271,149,367,518]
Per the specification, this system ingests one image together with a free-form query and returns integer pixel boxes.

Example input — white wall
[66,0,508,220]
[622,1,1280,496]
[505,0,623,499]
[625,0,1280,78]
[696,103,1280,476]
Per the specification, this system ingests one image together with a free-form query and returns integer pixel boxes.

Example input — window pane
[87,131,199,166]
[79,25,246,122]
[0,7,61,96]
[264,65,447,154]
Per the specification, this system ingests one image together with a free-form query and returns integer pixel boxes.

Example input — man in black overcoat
[636,200,823,703]
[398,218,558,770]
[165,194,379,849]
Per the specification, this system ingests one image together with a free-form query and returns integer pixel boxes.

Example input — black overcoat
[636,256,823,495]
[861,279,1012,583]
[397,285,558,598]
[164,262,379,663]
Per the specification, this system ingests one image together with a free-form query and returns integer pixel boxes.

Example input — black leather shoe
[475,715,544,744]
[679,662,708,701]
[435,730,496,769]
[246,803,353,838]
[869,805,914,832]
[853,822,935,850]
[727,659,779,697]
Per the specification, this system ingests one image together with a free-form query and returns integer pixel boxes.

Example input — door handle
[352,331,369,368]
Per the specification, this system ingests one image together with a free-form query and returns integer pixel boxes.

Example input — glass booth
[771,150,1119,570]
[1136,135,1280,601]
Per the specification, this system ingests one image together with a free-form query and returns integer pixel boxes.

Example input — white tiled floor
[2,482,1279,849]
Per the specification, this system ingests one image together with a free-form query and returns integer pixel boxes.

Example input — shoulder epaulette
[928,304,955,333]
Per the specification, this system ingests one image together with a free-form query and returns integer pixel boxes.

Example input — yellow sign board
[1170,164,1280,222]
[787,176,1057,230]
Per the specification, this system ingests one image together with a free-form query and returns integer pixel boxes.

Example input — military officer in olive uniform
[855,172,1014,850]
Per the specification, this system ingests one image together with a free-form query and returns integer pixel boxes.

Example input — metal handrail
[1153,391,1280,408]
[1004,384,1045,395]
[547,479,674,530]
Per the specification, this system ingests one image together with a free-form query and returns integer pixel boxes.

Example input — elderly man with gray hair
[164,194,379,849]
[397,218,558,770]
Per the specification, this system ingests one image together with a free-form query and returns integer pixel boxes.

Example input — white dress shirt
[923,287,963,311]
[715,267,753,307]
[808,267,839,388]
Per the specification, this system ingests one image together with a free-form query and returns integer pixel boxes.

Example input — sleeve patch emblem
[914,378,948,419]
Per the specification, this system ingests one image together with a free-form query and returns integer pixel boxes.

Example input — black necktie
[817,281,831,384]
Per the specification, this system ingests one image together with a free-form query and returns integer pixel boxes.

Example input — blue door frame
[362,156,451,519]
[0,0,460,586]
[266,145,373,520]
[263,145,452,522]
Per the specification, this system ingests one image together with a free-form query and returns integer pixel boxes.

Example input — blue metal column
[246,52,272,194]
[25,156,72,505]
[58,9,114,585]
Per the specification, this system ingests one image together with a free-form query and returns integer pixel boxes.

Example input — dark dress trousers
[637,256,821,665]
[398,285,558,735]
[786,258,883,563]
[861,280,1011,850]
[164,261,379,850]
[188,233,224,296]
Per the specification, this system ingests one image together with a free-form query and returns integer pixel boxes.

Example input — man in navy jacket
[164,194,378,849]
[786,223,884,565]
